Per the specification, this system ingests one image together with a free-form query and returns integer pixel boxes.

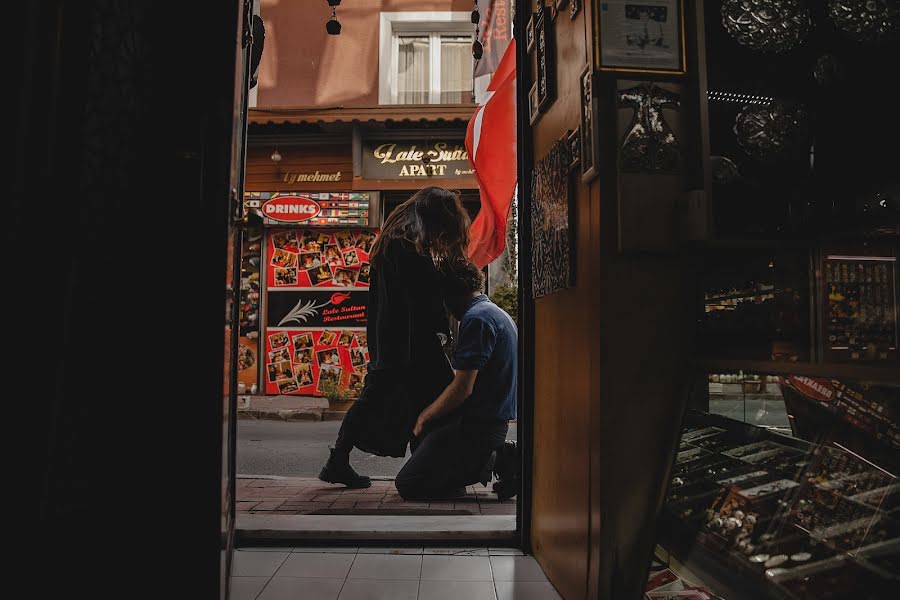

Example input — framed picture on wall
[579,65,599,182]
[594,0,686,75]
[568,128,581,173]
[531,136,575,298]
[526,14,536,53]
[570,0,581,20]
[535,6,556,112]
[529,83,540,125]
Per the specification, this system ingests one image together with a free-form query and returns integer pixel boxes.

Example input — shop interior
[645,3,899,598]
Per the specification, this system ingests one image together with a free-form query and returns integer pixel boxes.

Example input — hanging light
[733,102,807,161]
[270,148,282,163]
[827,0,899,43]
[326,0,341,35]
[721,0,812,54]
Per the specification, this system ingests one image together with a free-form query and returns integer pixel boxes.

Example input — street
[708,394,791,431]
[238,420,518,478]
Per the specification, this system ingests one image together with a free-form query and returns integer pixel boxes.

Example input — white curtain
[440,36,473,104]
[397,36,430,104]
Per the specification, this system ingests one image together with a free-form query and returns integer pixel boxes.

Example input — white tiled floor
[231,547,562,600]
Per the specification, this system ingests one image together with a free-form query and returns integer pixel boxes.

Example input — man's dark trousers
[395,415,508,500]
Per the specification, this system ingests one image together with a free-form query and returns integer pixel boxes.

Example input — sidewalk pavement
[236,477,517,517]
[238,395,520,425]
[238,395,344,422]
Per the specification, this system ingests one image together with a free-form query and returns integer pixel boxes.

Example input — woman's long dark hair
[371,187,470,265]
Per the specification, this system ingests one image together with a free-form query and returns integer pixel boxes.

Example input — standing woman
[319,187,470,487]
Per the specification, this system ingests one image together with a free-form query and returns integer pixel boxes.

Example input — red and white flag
[465,40,517,268]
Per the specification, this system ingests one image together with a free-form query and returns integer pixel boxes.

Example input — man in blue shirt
[395,260,519,501]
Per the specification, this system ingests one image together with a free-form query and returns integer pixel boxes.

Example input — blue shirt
[451,295,517,421]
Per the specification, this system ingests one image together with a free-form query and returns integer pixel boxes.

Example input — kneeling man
[395,260,518,501]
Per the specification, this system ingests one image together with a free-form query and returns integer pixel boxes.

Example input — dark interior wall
[17,1,242,595]
[523,2,698,599]
[588,2,700,597]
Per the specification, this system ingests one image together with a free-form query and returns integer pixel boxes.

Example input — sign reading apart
[362,141,474,179]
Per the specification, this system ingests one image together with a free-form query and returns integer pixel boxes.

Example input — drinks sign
[361,141,474,179]
[262,195,321,223]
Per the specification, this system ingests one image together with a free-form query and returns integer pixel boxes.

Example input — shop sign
[283,170,343,184]
[361,141,474,179]
[784,376,836,404]
[262,195,321,223]
[267,290,368,328]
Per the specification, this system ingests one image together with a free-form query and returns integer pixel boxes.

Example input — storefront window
[705,372,791,433]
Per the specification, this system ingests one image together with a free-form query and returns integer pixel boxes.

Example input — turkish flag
[465,40,517,268]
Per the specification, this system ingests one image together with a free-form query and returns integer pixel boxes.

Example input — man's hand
[413,412,429,438]
[411,369,477,439]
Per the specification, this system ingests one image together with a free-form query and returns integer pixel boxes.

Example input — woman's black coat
[352,239,454,457]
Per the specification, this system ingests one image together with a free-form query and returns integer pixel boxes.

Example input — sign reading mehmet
[362,141,474,179]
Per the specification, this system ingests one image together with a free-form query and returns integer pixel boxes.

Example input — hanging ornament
[734,102,807,160]
[826,0,900,43]
[617,82,682,173]
[326,0,341,35]
[472,1,483,59]
[721,0,812,53]
[711,156,742,184]
[813,53,842,85]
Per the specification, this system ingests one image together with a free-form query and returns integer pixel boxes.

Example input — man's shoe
[492,478,518,502]
[318,448,371,488]
[493,441,520,483]
[477,450,497,487]
[492,441,520,501]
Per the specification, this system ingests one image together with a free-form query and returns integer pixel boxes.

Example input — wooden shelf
[704,289,776,303]
[692,358,900,384]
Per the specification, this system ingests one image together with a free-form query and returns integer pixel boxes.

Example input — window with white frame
[380,13,474,105]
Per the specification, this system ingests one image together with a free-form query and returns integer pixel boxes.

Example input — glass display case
[655,375,899,600]
[650,2,898,598]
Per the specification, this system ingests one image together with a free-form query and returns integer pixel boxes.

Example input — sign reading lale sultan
[362,141,475,179]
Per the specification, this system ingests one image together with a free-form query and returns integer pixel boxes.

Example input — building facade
[240,1,512,397]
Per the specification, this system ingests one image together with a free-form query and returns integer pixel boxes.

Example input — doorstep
[236,514,517,543]
[237,395,333,421]
[237,476,517,518]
